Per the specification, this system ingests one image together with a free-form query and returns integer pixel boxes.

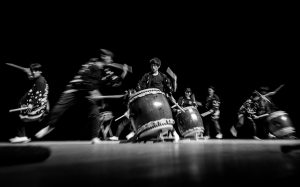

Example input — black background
[2,7,299,141]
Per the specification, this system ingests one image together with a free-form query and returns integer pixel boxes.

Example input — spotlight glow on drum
[191,114,198,120]
[153,102,162,107]
[281,116,287,120]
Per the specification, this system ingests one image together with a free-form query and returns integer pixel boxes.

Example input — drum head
[128,88,164,105]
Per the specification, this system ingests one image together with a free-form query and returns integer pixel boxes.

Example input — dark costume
[19,76,49,122]
[16,76,49,137]
[44,59,124,140]
[203,94,222,138]
[177,96,197,108]
[234,92,262,138]
[136,71,173,94]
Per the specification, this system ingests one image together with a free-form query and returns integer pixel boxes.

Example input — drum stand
[194,132,203,140]
[154,130,176,143]
[130,130,176,143]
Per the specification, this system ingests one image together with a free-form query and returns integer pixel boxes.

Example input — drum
[176,106,204,137]
[128,88,175,138]
[267,111,295,138]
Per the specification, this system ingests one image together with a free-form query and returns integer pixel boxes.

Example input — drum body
[267,111,295,138]
[128,88,174,138]
[176,106,204,137]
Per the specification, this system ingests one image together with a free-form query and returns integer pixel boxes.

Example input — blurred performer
[136,57,175,94]
[177,88,199,108]
[109,89,135,141]
[201,86,222,139]
[135,57,179,141]
[35,49,128,144]
[255,85,292,139]
[255,86,276,139]
[230,90,263,140]
[9,63,50,143]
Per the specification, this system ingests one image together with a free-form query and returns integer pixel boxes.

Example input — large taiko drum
[267,111,295,138]
[176,106,204,137]
[128,88,175,138]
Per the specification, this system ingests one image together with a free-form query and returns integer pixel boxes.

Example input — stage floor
[0,139,300,187]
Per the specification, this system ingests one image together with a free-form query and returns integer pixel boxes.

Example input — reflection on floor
[0,139,299,187]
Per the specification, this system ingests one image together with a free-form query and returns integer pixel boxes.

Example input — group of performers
[6,49,297,144]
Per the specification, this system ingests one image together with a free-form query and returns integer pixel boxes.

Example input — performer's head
[100,49,114,64]
[208,86,215,96]
[250,91,260,101]
[259,86,270,95]
[149,57,161,73]
[185,87,192,98]
[93,49,114,69]
[29,63,42,79]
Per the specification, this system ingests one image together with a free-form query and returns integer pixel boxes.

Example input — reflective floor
[0,139,300,187]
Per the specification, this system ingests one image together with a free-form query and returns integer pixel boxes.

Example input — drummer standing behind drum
[177,88,199,108]
[135,57,179,141]
[35,49,128,144]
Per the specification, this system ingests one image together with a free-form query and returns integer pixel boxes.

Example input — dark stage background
[2,12,299,141]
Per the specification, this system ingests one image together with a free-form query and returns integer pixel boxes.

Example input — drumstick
[264,84,285,97]
[88,94,125,100]
[6,63,27,71]
[175,103,185,113]
[6,63,32,76]
[115,110,129,121]
[171,105,177,108]
[201,111,212,117]
[254,90,272,104]
[168,95,184,112]
[105,63,133,73]
[273,84,285,93]
[115,114,126,121]
[9,107,28,113]
[254,113,270,119]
